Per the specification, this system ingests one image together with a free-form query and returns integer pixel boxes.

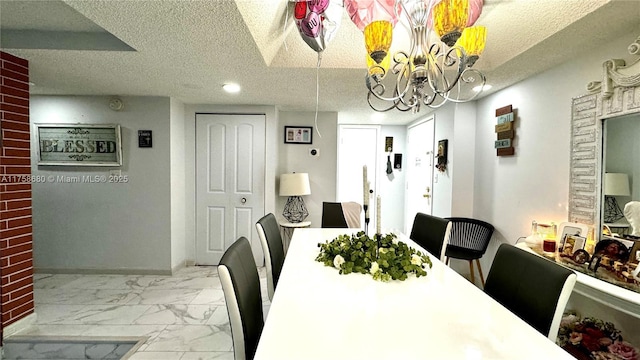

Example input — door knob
[241,197,247,204]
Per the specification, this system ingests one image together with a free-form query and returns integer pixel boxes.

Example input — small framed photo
[560,234,586,256]
[557,222,588,249]
[284,126,313,144]
[630,241,640,264]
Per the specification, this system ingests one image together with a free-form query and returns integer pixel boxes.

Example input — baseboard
[35,267,172,276]
[171,260,186,275]
[2,313,37,339]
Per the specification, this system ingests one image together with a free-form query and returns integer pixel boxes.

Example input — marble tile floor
[11,266,271,360]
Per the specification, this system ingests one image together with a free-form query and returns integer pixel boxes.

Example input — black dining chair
[218,237,264,360]
[255,213,285,301]
[321,201,362,228]
[409,213,451,262]
[484,244,576,342]
[444,217,495,287]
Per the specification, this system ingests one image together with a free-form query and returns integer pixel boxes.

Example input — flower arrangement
[557,312,638,360]
[315,231,432,282]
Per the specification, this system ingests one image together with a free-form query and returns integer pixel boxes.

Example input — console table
[516,243,640,318]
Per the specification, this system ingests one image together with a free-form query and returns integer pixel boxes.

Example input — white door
[337,125,379,230]
[405,117,435,233]
[195,114,265,265]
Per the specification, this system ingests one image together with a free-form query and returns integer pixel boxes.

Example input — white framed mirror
[569,35,640,241]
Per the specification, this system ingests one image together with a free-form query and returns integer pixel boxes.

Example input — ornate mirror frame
[569,36,640,237]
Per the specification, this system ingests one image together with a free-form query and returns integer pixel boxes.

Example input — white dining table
[254,228,574,360]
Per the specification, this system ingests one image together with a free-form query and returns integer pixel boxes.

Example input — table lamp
[280,173,311,223]
[604,172,630,223]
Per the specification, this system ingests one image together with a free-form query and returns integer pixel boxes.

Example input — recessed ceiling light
[223,83,241,94]
[473,84,492,92]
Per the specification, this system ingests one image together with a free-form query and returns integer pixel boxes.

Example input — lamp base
[283,196,309,223]
[604,196,625,223]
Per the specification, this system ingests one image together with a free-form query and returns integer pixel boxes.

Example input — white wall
[277,111,338,227]
[31,96,173,273]
[432,104,455,218]
[170,98,186,270]
[378,126,407,231]
[451,102,477,217]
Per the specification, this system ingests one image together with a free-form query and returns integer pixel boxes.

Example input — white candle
[376,195,381,234]
[365,182,370,219]
[364,181,369,207]
[363,165,368,206]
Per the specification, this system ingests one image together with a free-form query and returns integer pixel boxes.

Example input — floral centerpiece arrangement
[315,231,432,282]
[557,312,638,360]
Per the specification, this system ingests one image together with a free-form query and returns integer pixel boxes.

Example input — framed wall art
[284,126,313,144]
[35,123,123,166]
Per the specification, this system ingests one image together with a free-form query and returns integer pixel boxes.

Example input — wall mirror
[569,35,640,242]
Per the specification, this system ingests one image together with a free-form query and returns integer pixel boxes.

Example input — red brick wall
[0,51,34,335]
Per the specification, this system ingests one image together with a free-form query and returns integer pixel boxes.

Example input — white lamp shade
[279,173,311,196]
[604,173,630,196]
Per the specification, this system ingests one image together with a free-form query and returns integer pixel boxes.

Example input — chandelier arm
[362,1,487,113]
[366,75,410,105]
[439,68,487,103]
[367,94,402,112]
[428,48,467,96]
[367,85,414,112]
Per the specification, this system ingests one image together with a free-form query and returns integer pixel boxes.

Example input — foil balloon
[465,0,483,26]
[293,0,344,53]
[344,0,401,31]
[344,0,401,68]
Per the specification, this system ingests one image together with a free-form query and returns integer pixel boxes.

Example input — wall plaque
[35,123,122,166]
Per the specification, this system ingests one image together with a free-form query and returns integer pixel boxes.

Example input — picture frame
[560,234,586,256]
[284,126,313,144]
[630,241,640,264]
[557,222,589,251]
[35,123,122,166]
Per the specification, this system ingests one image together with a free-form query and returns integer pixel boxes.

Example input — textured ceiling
[1,0,639,124]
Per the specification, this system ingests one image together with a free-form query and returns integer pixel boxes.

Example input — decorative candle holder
[363,204,369,236]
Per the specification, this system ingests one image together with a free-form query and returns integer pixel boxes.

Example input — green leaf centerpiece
[316,231,432,282]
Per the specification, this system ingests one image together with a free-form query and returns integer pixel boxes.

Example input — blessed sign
[36,124,122,166]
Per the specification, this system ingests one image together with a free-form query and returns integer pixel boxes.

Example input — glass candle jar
[543,238,557,254]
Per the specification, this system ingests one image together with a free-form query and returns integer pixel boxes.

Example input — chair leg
[475,259,485,288]
[445,257,450,266]
[468,260,475,285]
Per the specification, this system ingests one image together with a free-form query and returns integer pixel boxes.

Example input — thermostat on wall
[138,130,152,148]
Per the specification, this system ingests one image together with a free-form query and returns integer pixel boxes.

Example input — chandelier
[345,0,487,113]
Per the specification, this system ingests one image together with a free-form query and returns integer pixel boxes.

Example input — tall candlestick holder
[363,204,369,236]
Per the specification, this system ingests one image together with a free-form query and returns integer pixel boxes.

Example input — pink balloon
[308,0,329,13]
[466,0,483,26]
[301,12,322,38]
[345,0,401,31]
[294,0,343,52]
